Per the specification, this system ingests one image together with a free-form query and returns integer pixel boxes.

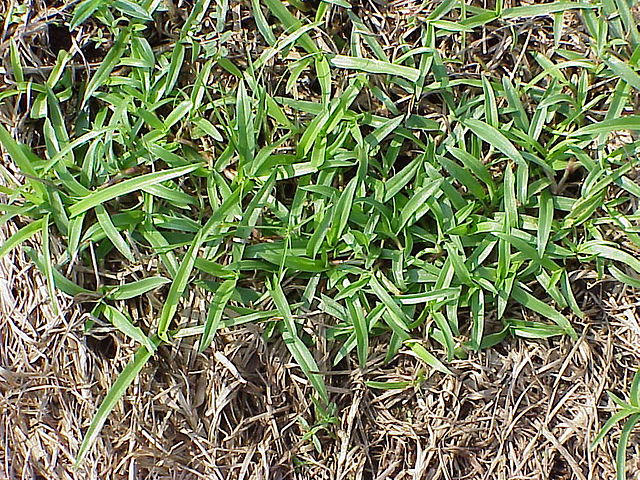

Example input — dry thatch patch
[2,226,640,478]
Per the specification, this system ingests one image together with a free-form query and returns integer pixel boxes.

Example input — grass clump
[0,0,639,470]
[592,369,640,480]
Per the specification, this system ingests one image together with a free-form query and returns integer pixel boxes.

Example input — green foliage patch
[1,0,640,471]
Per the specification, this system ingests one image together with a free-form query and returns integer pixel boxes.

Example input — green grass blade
[573,115,640,136]
[482,75,498,127]
[395,287,459,305]
[369,275,410,338]
[383,154,423,202]
[591,409,635,450]
[40,214,59,315]
[580,242,640,274]
[503,2,596,19]
[155,42,186,100]
[95,205,135,262]
[470,288,485,351]
[346,297,368,369]
[0,125,46,198]
[199,278,237,353]
[82,28,129,105]
[328,176,358,245]
[465,119,528,202]
[511,284,577,339]
[106,277,171,300]
[140,223,179,278]
[25,247,93,296]
[262,0,318,53]
[0,218,44,258]
[609,266,640,288]
[537,189,554,256]
[328,54,420,82]
[617,414,640,480]
[406,340,452,375]
[432,311,455,361]
[101,305,157,352]
[630,370,640,407]
[252,0,276,45]
[75,339,160,465]
[365,380,413,390]
[112,0,154,21]
[70,0,106,30]
[235,81,255,170]
[397,179,441,231]
[604,54,640,93]
[157,187,242,340]
[69,165,200,217]
[268,277,329,403]
[9,39,24,83]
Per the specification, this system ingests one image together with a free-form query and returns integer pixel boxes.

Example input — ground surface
[2,0,640,479]
[4,232,640,479]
